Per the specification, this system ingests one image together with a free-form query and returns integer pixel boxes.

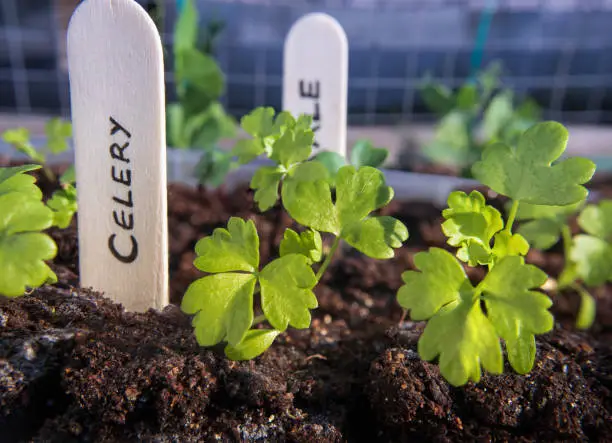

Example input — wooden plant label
[67,0,168,312]
[283,13,349,158]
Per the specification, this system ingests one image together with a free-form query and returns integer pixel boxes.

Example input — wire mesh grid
[1,0,612,126]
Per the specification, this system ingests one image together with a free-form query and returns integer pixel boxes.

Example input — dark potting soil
[1,161,611,442]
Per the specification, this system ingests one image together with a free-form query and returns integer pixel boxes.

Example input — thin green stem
[505,199,520,233]
[561,224,573,259]
[315,236,341,283]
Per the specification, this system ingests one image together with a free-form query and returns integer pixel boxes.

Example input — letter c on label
[108,234,138,263]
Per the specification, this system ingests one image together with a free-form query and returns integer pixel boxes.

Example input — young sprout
[396,121,596,386]
[183,108,409,359]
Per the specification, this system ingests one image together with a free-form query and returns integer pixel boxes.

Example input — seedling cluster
[420,62,541,176]
[1,1,608,389]
[180,110,599,386]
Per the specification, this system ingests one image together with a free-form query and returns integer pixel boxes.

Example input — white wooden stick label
[283,13,348,158]
[67,0,168,312]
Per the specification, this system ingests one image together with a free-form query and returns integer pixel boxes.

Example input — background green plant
[166,0,237,187]
[314,139,389,187]
[420,62,541,176]
[1,119,77,228]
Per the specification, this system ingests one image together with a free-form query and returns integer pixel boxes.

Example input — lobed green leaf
[224,329,281,360]
[350,140,388,169]
[47,184,78,229]
[0,165,43,200]
[570,235,612,287]
[193,217,259,273]
[472,122,596,206]
[279,228,322,264]
[441,190,503,265]
[181,273,256,346]
[0,192,57,297]
[480,256,551,374]
[259,254,318,331]
[577,201,612,242]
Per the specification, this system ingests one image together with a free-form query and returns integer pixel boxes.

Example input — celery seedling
[397,121,596,386]
[183,108,409,360]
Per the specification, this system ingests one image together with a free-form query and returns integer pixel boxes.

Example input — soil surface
[1,160,611,442]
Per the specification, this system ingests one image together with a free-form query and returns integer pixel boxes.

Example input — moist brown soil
[1,160,611,442]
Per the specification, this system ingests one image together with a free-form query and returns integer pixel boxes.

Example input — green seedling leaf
[570,235,612,287]
[472,122,596,206]
[397,248,503,386]
[224,329,281,360]
[0,192,57,297]
[193,217,259,273]
[47,184,78,229]
[233,108,303,166]
[280,228,322,264]
[490,231,529,261]
[176,49,224,99]
[455,84,479,111]
[350,140,388,169]
[282,178,338,233]
[287,160,329,183]
[59,165,76,186]
[233,138,265,164]
[423,111,473,167]
[315,151,346,177]
[182,219,320,355]
[45,118,72,154]
[482,91,514,141]
[194,148,235,188]
[0,165,43,199]
[269,127,314,168]
[517,218,564,250]
[577,201,612,242]
[182,272,256,346]
[419,295,503,387]
[342,216,407,259]
[187,103,236,150]
[441,190,503,265]
[2,127,44,163]
[241,107,276,137]
[512,201,581,250]
[283,165,407,258]
[569,202,612,287]
[174,0,198,53]
[420,80,454,115]
[480,256,551,374]
[250,166,283,211]
[260,254,318,331]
